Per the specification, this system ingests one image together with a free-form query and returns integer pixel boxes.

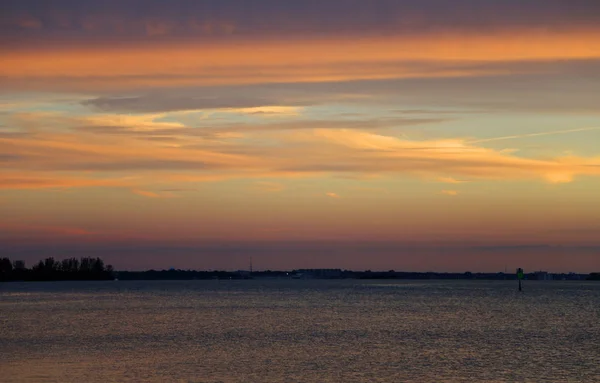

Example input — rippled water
[1,280,599,382]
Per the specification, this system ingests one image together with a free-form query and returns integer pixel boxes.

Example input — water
[1,280,599,383]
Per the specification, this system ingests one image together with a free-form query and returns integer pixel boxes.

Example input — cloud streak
[254,182,285,193]
[3,31,600,93]
[2,116,600,191]
[469,127,600,144]
[441,190,459,196]
[0,222,95,237]
[3,1,600,47]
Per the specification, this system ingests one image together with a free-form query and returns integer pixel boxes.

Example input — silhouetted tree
[0,258,13,281]
[92,258,105,274]
[13,260,25,270]
[0,256,113,282]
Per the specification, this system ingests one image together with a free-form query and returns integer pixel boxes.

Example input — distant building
[236,270,252,279]
[294,269,342,279]
[534,271,552,280]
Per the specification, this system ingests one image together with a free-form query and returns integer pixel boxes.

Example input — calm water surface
[1,280,599,382]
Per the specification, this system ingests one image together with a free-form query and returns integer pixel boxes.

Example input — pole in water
[517,268,524,292]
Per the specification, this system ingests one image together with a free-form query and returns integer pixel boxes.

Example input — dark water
[1,280,599,383]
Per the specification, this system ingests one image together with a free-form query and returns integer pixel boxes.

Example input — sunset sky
[1,0,600,271]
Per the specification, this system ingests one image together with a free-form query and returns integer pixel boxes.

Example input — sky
[1,0,600,272]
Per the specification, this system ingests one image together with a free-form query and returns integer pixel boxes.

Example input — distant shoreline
[116,270,600,281]
[2,257,599,282]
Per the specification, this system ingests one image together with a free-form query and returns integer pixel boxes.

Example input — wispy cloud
[131,189,161,198]
[441,190,459,196]
[309,129,600,184]
[160,188,198,192]
[469,127,600,144]
[3,30,600,93]
[14,15,43,29]
[232,106,302,117]
[438,177,469,184]
[351,186,388,193]
[0,172,134,190]
[2,122,600,192]
[254,182,285,192]
[0,222,95,237]
[131,189,177,198]
[144,20,174,37]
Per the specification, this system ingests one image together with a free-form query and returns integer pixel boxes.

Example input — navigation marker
[517,268,524,292]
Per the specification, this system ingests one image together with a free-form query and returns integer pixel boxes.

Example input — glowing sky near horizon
[1,0,600,271]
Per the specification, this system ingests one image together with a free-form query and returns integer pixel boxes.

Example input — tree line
[0,257,114,282]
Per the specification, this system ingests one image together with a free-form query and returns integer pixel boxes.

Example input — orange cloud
[145,20,173,37]
[131,189,160,198]
[441,190,459,196]
[254,182,285,192]
[326,192,340,198]
[2,110,600,192]
[188,19,236,35]
[0,172,134,190]
[131,189,177,198]
[2,30,600,90]
[15,15,43,29]
[0,222,95,237]
[311,129,600,183]
[438,177,468,184]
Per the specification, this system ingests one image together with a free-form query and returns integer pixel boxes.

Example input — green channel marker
[517,268,524,292]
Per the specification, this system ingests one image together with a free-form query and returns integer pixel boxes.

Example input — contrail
[469,127,600,144]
